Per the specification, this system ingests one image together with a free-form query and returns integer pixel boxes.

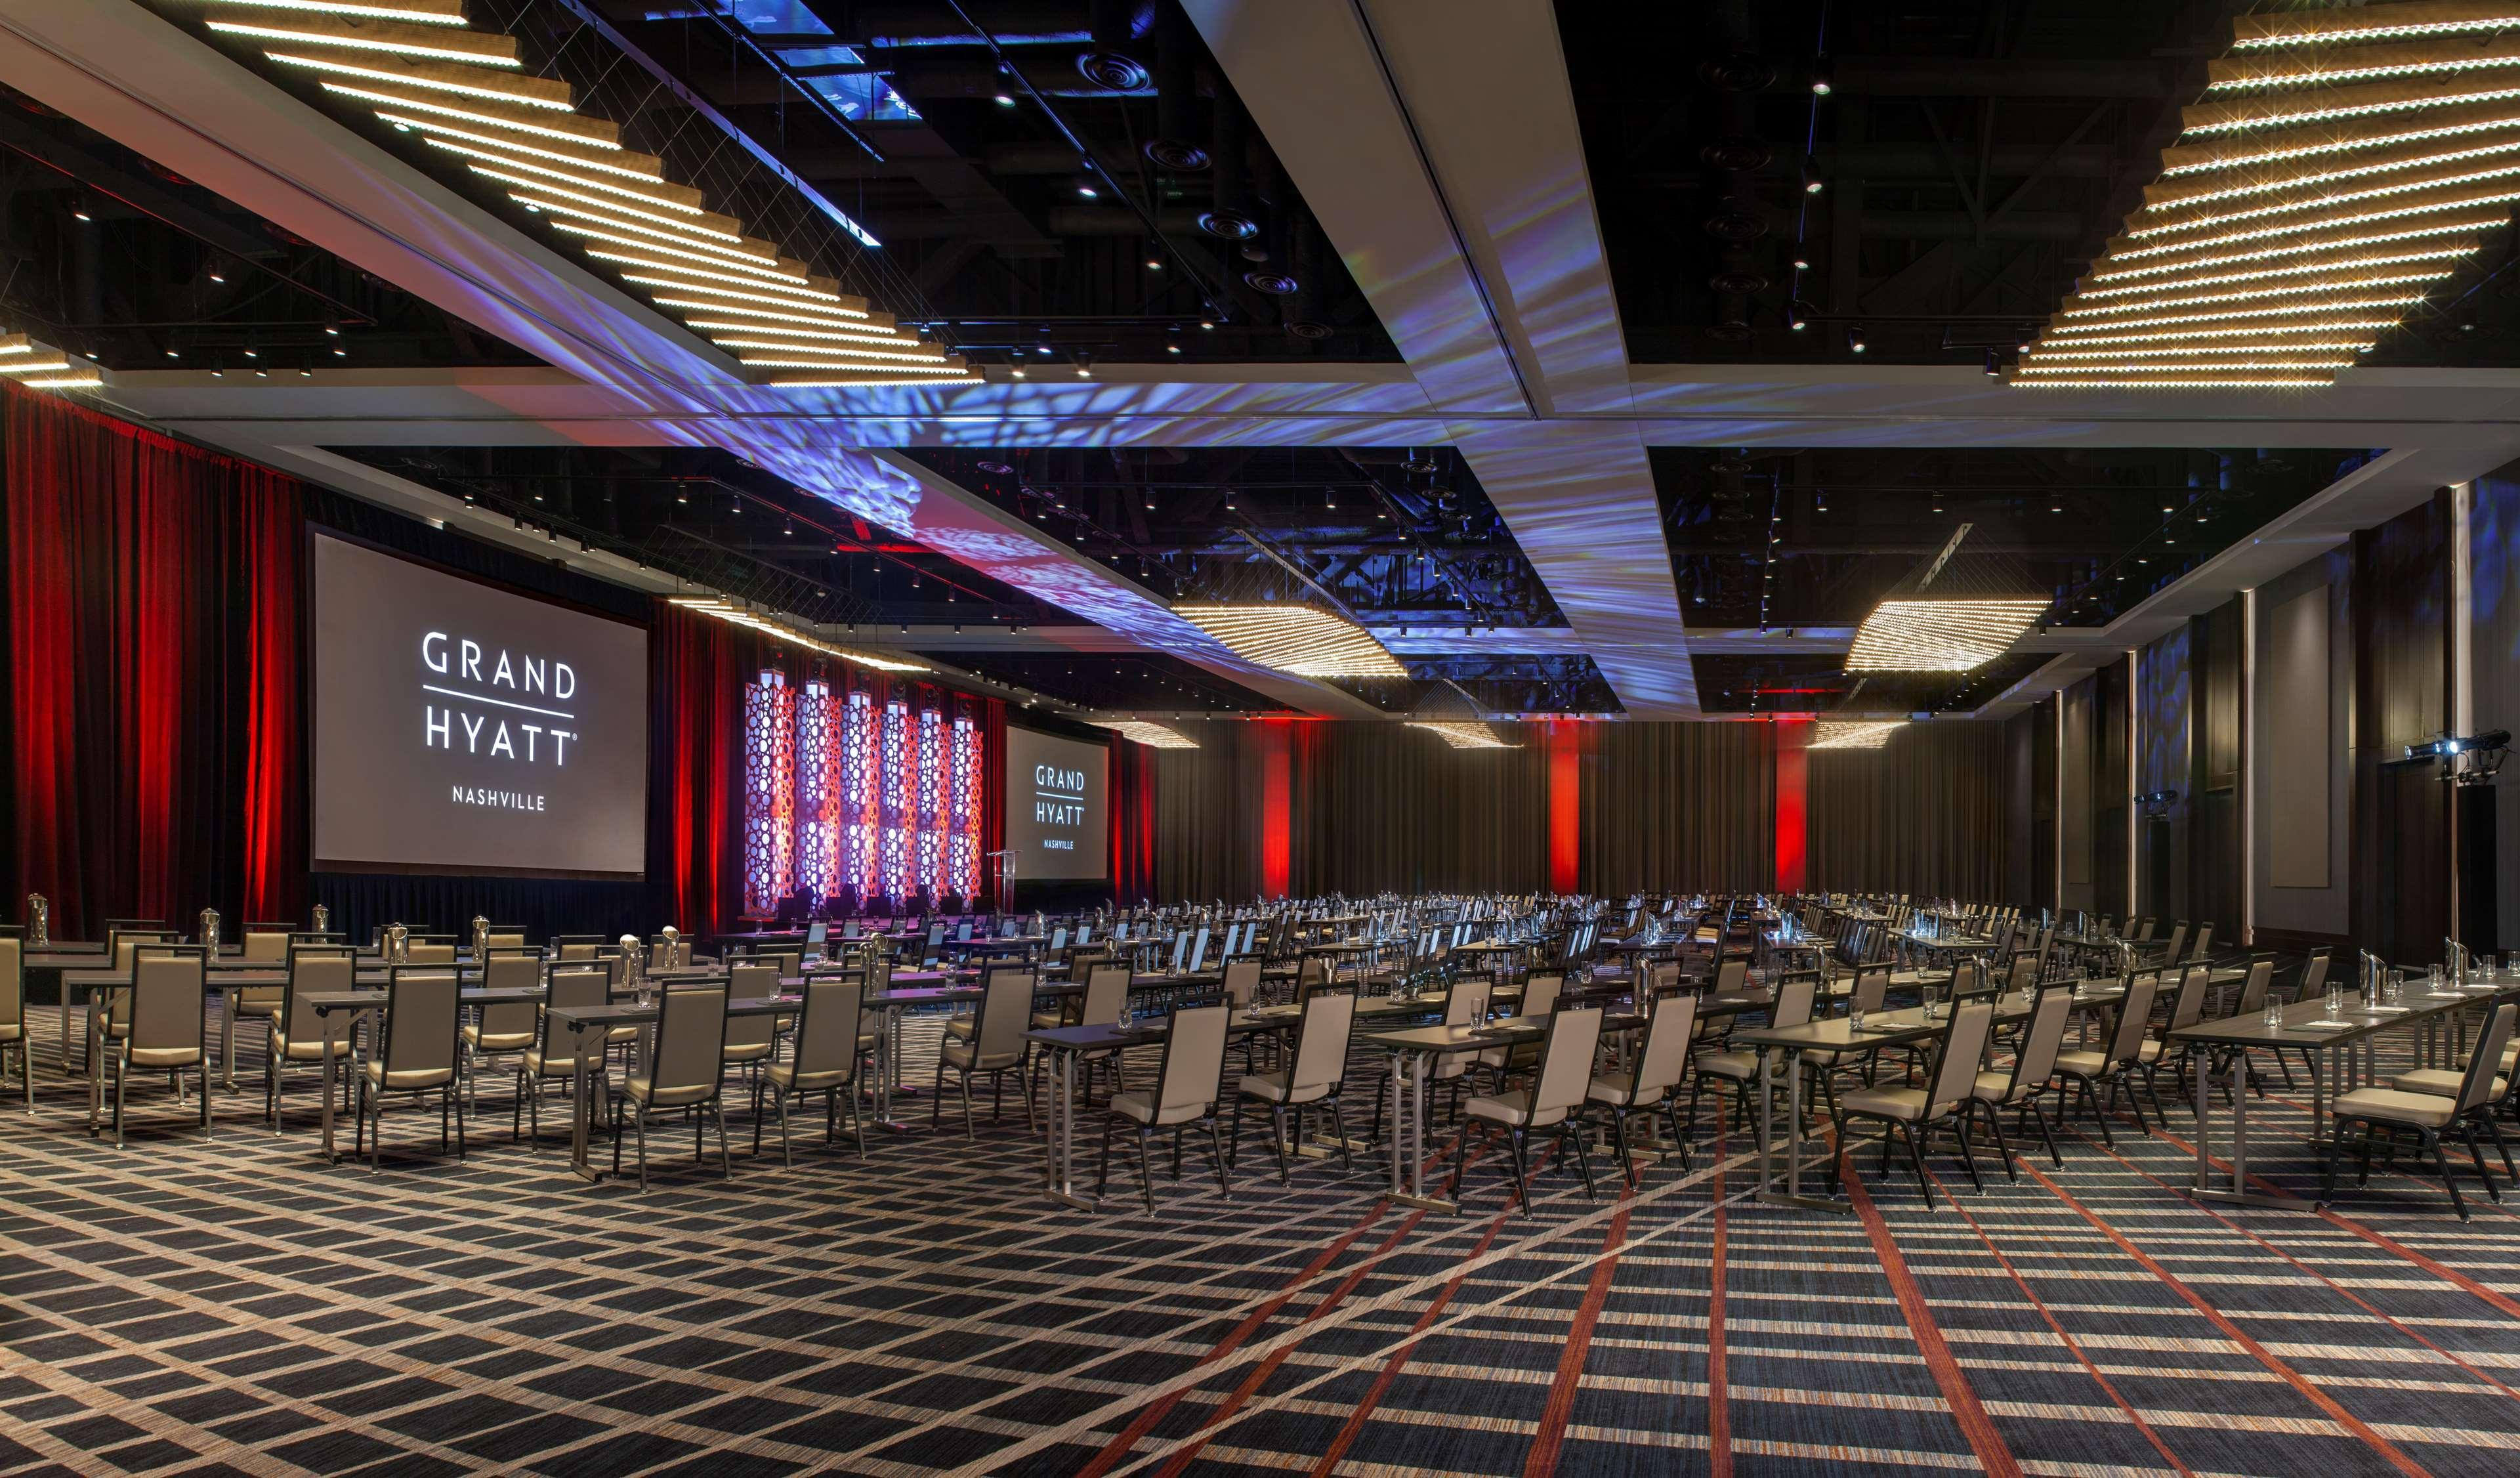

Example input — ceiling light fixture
[1408,721,1518,750]
[1095,720,1199,750]
[1175,604,1408,679]
[1811,719,1905,750]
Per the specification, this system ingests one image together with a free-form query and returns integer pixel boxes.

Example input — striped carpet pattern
[2,1005,2518,1477]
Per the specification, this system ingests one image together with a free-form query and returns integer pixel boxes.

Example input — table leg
[219,988,238,1093]
[1045,1045,1095,1212]
[1757,1044,1848,1213]
[566,1024,600,1183]
[319,1029,339,1164]
[60,980,72,1079]
[873,1004,908,1130]
[1390,1049,1455,1212]
[1385,1051,1405,1197]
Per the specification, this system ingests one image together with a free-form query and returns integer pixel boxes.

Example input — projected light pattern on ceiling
[2011,0,2520,389]
[196,0,973,387]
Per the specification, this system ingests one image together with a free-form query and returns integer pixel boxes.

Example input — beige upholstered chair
[2330,1000,2517,1219]
[517,962,612,1147]
[233,928,291,1043]
[2053,972,2163,1146]
[612,982,732,1191]
[1586,991,1697,1182]
[1232,986,1358,1183]
[1457,1002,1607,1210]
[353,965,464,1171]
[405,942,456,965]
[1969,983,2075,1174]
[1477,971,1564,1080]
[757,975,868,1164]
[264,947,358,1131]
[1693,977,1815,1124]
[722,961,784,1082]
[948,963,1031,1042]
[1831,998,1996,1207]
[93,948,212,1147]
[933,969,1036,1137]
[1098,1002,1234,1213]
[463,948,543,1112]
[0,936,26,1113]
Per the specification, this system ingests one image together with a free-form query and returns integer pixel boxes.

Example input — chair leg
[1095,1112,1116,1198]
[2460,1124,2502,1202]
[1507,1128,1530,1212]
[1137,1127,1157,1214]
[1206,1116,1232,1199]
[776,1084,794,1168]
[2427,1130,2470,1221]
[1328,1098,1354,1174]
[1270,1106,1291,1185]
[2029,1098,2064,1168]
[1952,1111,1984,1193]
[715,1097,732,1177]
[200,1065,213,1142]
[1978,1100,2016,1183]
[453,1084,465,1161]
[633,1100,649,1192]
[1900,1121,1935,1209]
[1561,1123,1597,1202]
[2485,1115,2519,1181]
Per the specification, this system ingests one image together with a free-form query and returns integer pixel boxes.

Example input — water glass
[1849,1005,1866,1033]
[2262,998,2282,1027]
[2326,984,2344,1017]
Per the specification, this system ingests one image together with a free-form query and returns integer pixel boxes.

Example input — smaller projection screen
[311,532,650,877]
[1001,726,1109,880]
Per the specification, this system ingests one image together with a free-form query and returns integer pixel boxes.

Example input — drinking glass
[1848,1005,1866,1033]
[2326,984,2344,1018]
[2262,998,2283,1027]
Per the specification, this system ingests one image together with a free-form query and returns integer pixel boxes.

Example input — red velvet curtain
[1110,734,1156,904]
[3,385,305,939]
[650,601,745,937]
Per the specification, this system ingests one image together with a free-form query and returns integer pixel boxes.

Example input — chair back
[536,962,610,1066]
[2004,952,2038,996]
[0,937,19,1034]
[724,963,782,1051]
[2008,986,2074,1096]
[2106,973,2162,1063]
[476,948,543,1040]
[2166,963,2211,1032]
[1530,1003,1606,1118]
[2187,923,2214,961]
[1082,963,1131,1027]
[1443,975,1493,1026]
[1950,960,1992,999]
[1713,956,1749,995]
[243,929,289,963]
[379,966,461,1082]
[1221,956,1262,1010]
[1517,971,1564,1019]
[791,976,864,1084]
[400,941,453,965]
[2233,959,2274,1015]
[1632,991,1697,1099]
[1844,963,1889,1016]
[1925,1001,1994,1116]
[650,984,727,1095]
[2297,951,2330,1000]
[130,949,206,1056]
[1288,987,1356,1095]
[976,969,1036,1060]
[2158,922,2187,965]
[557,939,599,961]
[282,948,358,1044]
[1772,975,1816,1030]
[2456,1002,2518,1114]
[1152,1003,1229,1117]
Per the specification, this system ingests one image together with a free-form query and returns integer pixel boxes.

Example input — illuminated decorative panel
[669,598,925,671]
[1845,598,2051,672]
[879,698,908,900]
[0,331,105,391]
[2011,0,2520,389]
[841,688,875,897]
[916,706,944,897]
[950,713,978,898]
[197,1,975,388]
[1095,720,1199,749]
[1174,604,1408,679]
[742,671,797,914]
[1811,720,1908,750]
[1406,721,1518,750]
[792,679,837,900]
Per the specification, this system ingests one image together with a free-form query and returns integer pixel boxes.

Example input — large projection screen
[312,532,649,877]
[1002,726,1109,881]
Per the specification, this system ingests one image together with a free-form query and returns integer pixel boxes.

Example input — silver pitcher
[311,903,330,933]
[199,906,221,952]
[659,924,681,969]
[26,894,47,948]
[385,922,410,964]
[472,914,490,962]
[618,933,646,1000]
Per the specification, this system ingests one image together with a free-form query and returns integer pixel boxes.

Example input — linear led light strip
[2077,247,2473,299]
[747,358,975,375]
[2059,269,2452,318]
[2014,375,2335,389]
[2034,319,2401,348]
[573,236,821,292]
[1845,599,2049,673]
[2091,219,2500,280]
[730,343,969,365]
[335,85,620,147]
[697,325,925,350]
[0,333,103,390]
[667,599,928,673]
[2048,296,2426,335]
[2110,190,2520,259]
[614,267,857,314]
[2131,163,2520,239]
[2161,106,2520,176]
[2017,359,2352,374]
[2184,77,2520,136]
[1810,721,1904,751]
[2231,3,2520,50]
[268,51,570,109]
[203,0,469,24]
[1407,721,1517,750]
[2147,135,2520,211]
[401,117,663,186]
[1173,604,1410,679]
[2207,36,2520,93]
[209,16,516,66]
[2023,345,2372,362]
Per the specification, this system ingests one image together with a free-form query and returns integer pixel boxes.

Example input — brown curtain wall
[1151,719,2007,900]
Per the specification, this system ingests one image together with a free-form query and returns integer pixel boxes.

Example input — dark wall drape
[1580,723,1774,893]
[1110,734,1157,902]
[1807,722,2011,899]
[1,385,303,940]
[1288,721,1553,895]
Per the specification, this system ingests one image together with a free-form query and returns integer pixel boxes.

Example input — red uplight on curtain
[1547,723,1580,895]
[1774,719,1810,895]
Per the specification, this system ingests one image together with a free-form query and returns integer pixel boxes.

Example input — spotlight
[1809,58,1833,96]
[1801,160,1825,194]
[1145,253,1163,270]
[324,317,341,337]
[1983,348,2000,377]
[332,345,347,357]
[1199,317,1216,330]
[205,258,227,284]
[1846,326,1866,354]
[1009,362,1028,379]
[993,90,1017,106]
[164,346,180,359]
[1793,255,1811,271]
[70,194,93,222]
[1074,352,1093,378]
[1167,325,1182,354]
[1789,301,1811,331]
[1076,179,1099,198]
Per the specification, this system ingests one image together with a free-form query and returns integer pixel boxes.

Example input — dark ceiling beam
[0,108,281,263]
[1832,57,2172,97]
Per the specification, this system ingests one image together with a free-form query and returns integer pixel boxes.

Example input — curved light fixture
[1174,604,1408,679]
[1810,720,1906,750]
[1407,720,1518,750]
[1095,720,1199,750]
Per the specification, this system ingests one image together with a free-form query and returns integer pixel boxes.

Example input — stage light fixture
[1175,604,1408,679]
[1847,325,1866,353]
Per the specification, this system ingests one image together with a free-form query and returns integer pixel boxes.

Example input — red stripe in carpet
[1306,1212,1509,1478]
[1078,1200,1389,1477]
[1842,1161,2024,1478]
[1521,1193,1632,1477]
[1708,1131,1732,1478]
[2017,1158,2434,1478]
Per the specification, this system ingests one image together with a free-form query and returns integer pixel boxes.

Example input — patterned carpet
[3,1003,2519,1477]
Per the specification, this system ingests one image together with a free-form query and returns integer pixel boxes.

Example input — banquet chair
[1692,977,1816,1131]
[2051,971,2162,1145]
[1830,998,1995,1208]
[2326,1000,2517,1219]
[612,982,732,1191]
[2137,964,2214,1114]
[2208,960,2278,1095]
[933,969,1036,1138]
[462,948,543,1114]
[1231,986,1358,1185]
[92,948,212,1149]
[352,965,464,1171]
[264,946,358,1131]
[755,975,869,1164]
[517,961,612,1147]
[1099,1001,1234,1213]
[1968,983,2074,1174]
[1586,990,1696,1182]
[722,961,784,1104]
[1477,971,1563,1086]
[0,936,27,1113]
[1458,1002,1606,1211]
[232,927,292,1045]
